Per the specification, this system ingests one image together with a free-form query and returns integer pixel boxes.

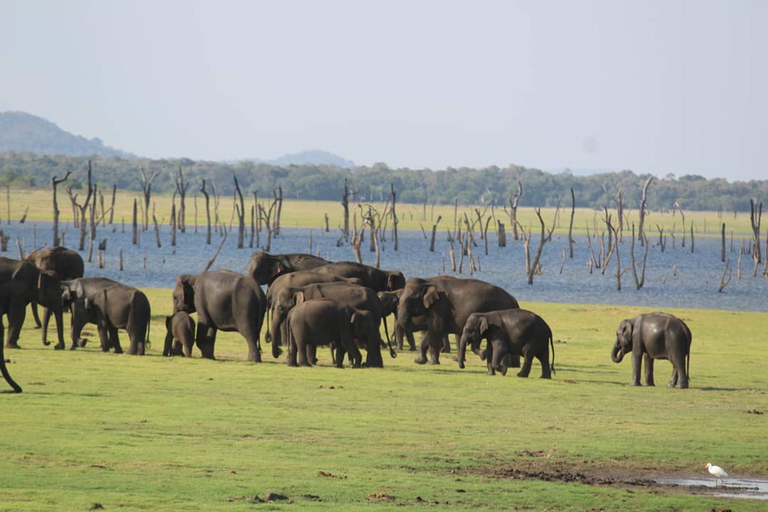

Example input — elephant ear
[274,262,285,276]
[621,320,634,345]
[294,291,305,306]
[422,286,439,309]
[478,316,490,335]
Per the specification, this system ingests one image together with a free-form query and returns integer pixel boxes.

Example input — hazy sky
[1,1,765,180]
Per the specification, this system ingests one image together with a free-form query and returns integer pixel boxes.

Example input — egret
[706,462,728,486]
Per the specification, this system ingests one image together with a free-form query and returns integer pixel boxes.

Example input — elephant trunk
[457,334,469,369]
[270,312,283,358]
[611,342,624,363]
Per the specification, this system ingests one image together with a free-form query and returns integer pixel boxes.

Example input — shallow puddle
[653,476,768,500]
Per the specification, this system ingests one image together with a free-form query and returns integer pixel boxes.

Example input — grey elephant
[61,277,120,349]
[163,311,195,357]
[286,298,379,368]
[246,251,330,285]
[611,312,692,388]
[0,257,63,350]
[458,309,555,378]
[271,281,391,366]
[26,246,84,347]
[70,283,151,355]
[173,270,266,362]
[397,276,520,365]
[311,261,405,292]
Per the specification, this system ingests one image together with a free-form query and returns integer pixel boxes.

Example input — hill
[240,149,355,168]
[0,111,135,158]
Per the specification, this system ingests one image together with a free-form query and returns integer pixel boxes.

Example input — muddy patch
[465,455,768,501]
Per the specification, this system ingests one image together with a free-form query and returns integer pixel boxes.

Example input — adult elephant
[246,252,330,285]
[611,312,692,389]
[26,247,85,346]
[173,270,266,362]
[70,283,151,355]
[458,309,555,378]
[377,290,417,351]
[311,261,405,292]
[271,282,392,366]
[61,277,120,349]
[0,257,63,350]
[286,298,378,368]
[397,276,520,365]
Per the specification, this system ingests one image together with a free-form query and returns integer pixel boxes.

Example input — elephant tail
[0,338,22,393]
[686,328,692,382]
[548,327,556,375]
[146,318,151,350]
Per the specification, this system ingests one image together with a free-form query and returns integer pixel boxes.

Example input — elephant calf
[458,309,555,378]
[164,311,195,357]
[612,312,692,389]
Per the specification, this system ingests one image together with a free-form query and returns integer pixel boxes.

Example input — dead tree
[342,179,351,241]
[390,183,399,251]
[175,166,191,233]
[362,205,383,268]
[273,185,283,237]
[525,208,552,285]
[67,161,94,251]
[137,168,161,231]
[349,210,365,264]
[132,198,138,245]
[497,220,507,247]
[108,184,116,225]
[51,170,72,246]
[249,205,255,248]
[629,224,649,290]
[605,214,621,290]
[718,259,732,292]
[152,209,162,248]
[750,199,762,264]
[721,223,726,262]
[504,181,523,240]
[200,179,212,245]
[673,201,687,248]
[233,174,245,249]
[568,187,576,258]
[604,185,624,242]
[258,198,278,252]
[170,203,177,246]
[89,184,98,242]
[637,176,653,246]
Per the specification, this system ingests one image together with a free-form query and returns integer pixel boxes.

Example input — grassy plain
[1,190,766,510]
[1,290,766,511]
[5,187,757,238]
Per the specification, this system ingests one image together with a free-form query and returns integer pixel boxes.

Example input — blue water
[6,221,767,312]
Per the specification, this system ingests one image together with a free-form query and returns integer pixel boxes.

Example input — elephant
[458,309,555,378]
[26,246,84,346]
[264,269,363,346]
[173,270,267,362]
[310,261,405,292]
[246,251,330,285]
[611,312,692,389]
[163,311,195,357]
[0,257,63,350]
[271,281,391,366]
[0,282,26,392]
[397,276,520,365]
[286,298,380,368]
[61,277,120,349]
[70,283,151,355]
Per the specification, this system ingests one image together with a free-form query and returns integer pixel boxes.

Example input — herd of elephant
[0,248,693,393]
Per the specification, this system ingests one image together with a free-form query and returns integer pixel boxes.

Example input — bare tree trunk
[273,185,283,237]
[350,211,364,264]
[637,176,653,246]
[51,170,72,246]
[132,198,138,245]
[390,183,399,251]
[67,160,94,251]
[138,168,161,231]
[153,210,162,248]
[527,208,549,285]
[234,174,245,248]
[721,223,726,262]
[750,199,762,264]
[109,184,116,225]
[690,222,695,253]
[630,224,649,289]
[175,166,190,233]
[249,205,255,248]
[201,180,212,245]
[497,221,506,247]
[568,188,575,258]
[170,203,177,246]
[342,179,350,241]
[324,213,329,233]
[194,195,198,234]
[506,181,522,240]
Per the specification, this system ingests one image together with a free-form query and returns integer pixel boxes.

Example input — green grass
[2,291,766,511]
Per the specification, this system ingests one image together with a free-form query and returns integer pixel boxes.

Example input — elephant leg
[195,322,216,359]
[485,341,496,375]
[508,353,521,368]
[517,345,533,378]
[441,334,451,353]
[5,303,26,349]
[668,366,679,388]
[414,332,431,365]
[669,352,688,389]
[395,322,404,351]
[109,327,123,354]
[537,348,552,379]
[643,354,655,386]
[297,339,311,367]
[97,326,110,352]
[630,351,643,386]
[286,327,298,367]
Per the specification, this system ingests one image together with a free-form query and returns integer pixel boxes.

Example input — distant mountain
[0,111,135,158]
[268,150,355,168]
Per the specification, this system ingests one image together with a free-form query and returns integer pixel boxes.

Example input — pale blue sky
[1,1,765,180]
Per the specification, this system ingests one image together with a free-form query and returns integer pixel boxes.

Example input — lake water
[5,221,767,312]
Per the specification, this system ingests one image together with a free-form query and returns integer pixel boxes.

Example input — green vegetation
[1,292,766,511]
[1,151,766,213]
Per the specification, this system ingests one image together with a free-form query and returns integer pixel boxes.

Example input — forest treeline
[0,151,765,212]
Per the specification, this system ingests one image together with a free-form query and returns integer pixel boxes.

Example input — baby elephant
[458,309,555,378]
[612,312,692,388]
[163,311,195,357]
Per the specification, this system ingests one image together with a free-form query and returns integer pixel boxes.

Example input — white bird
[706,462,728,486]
